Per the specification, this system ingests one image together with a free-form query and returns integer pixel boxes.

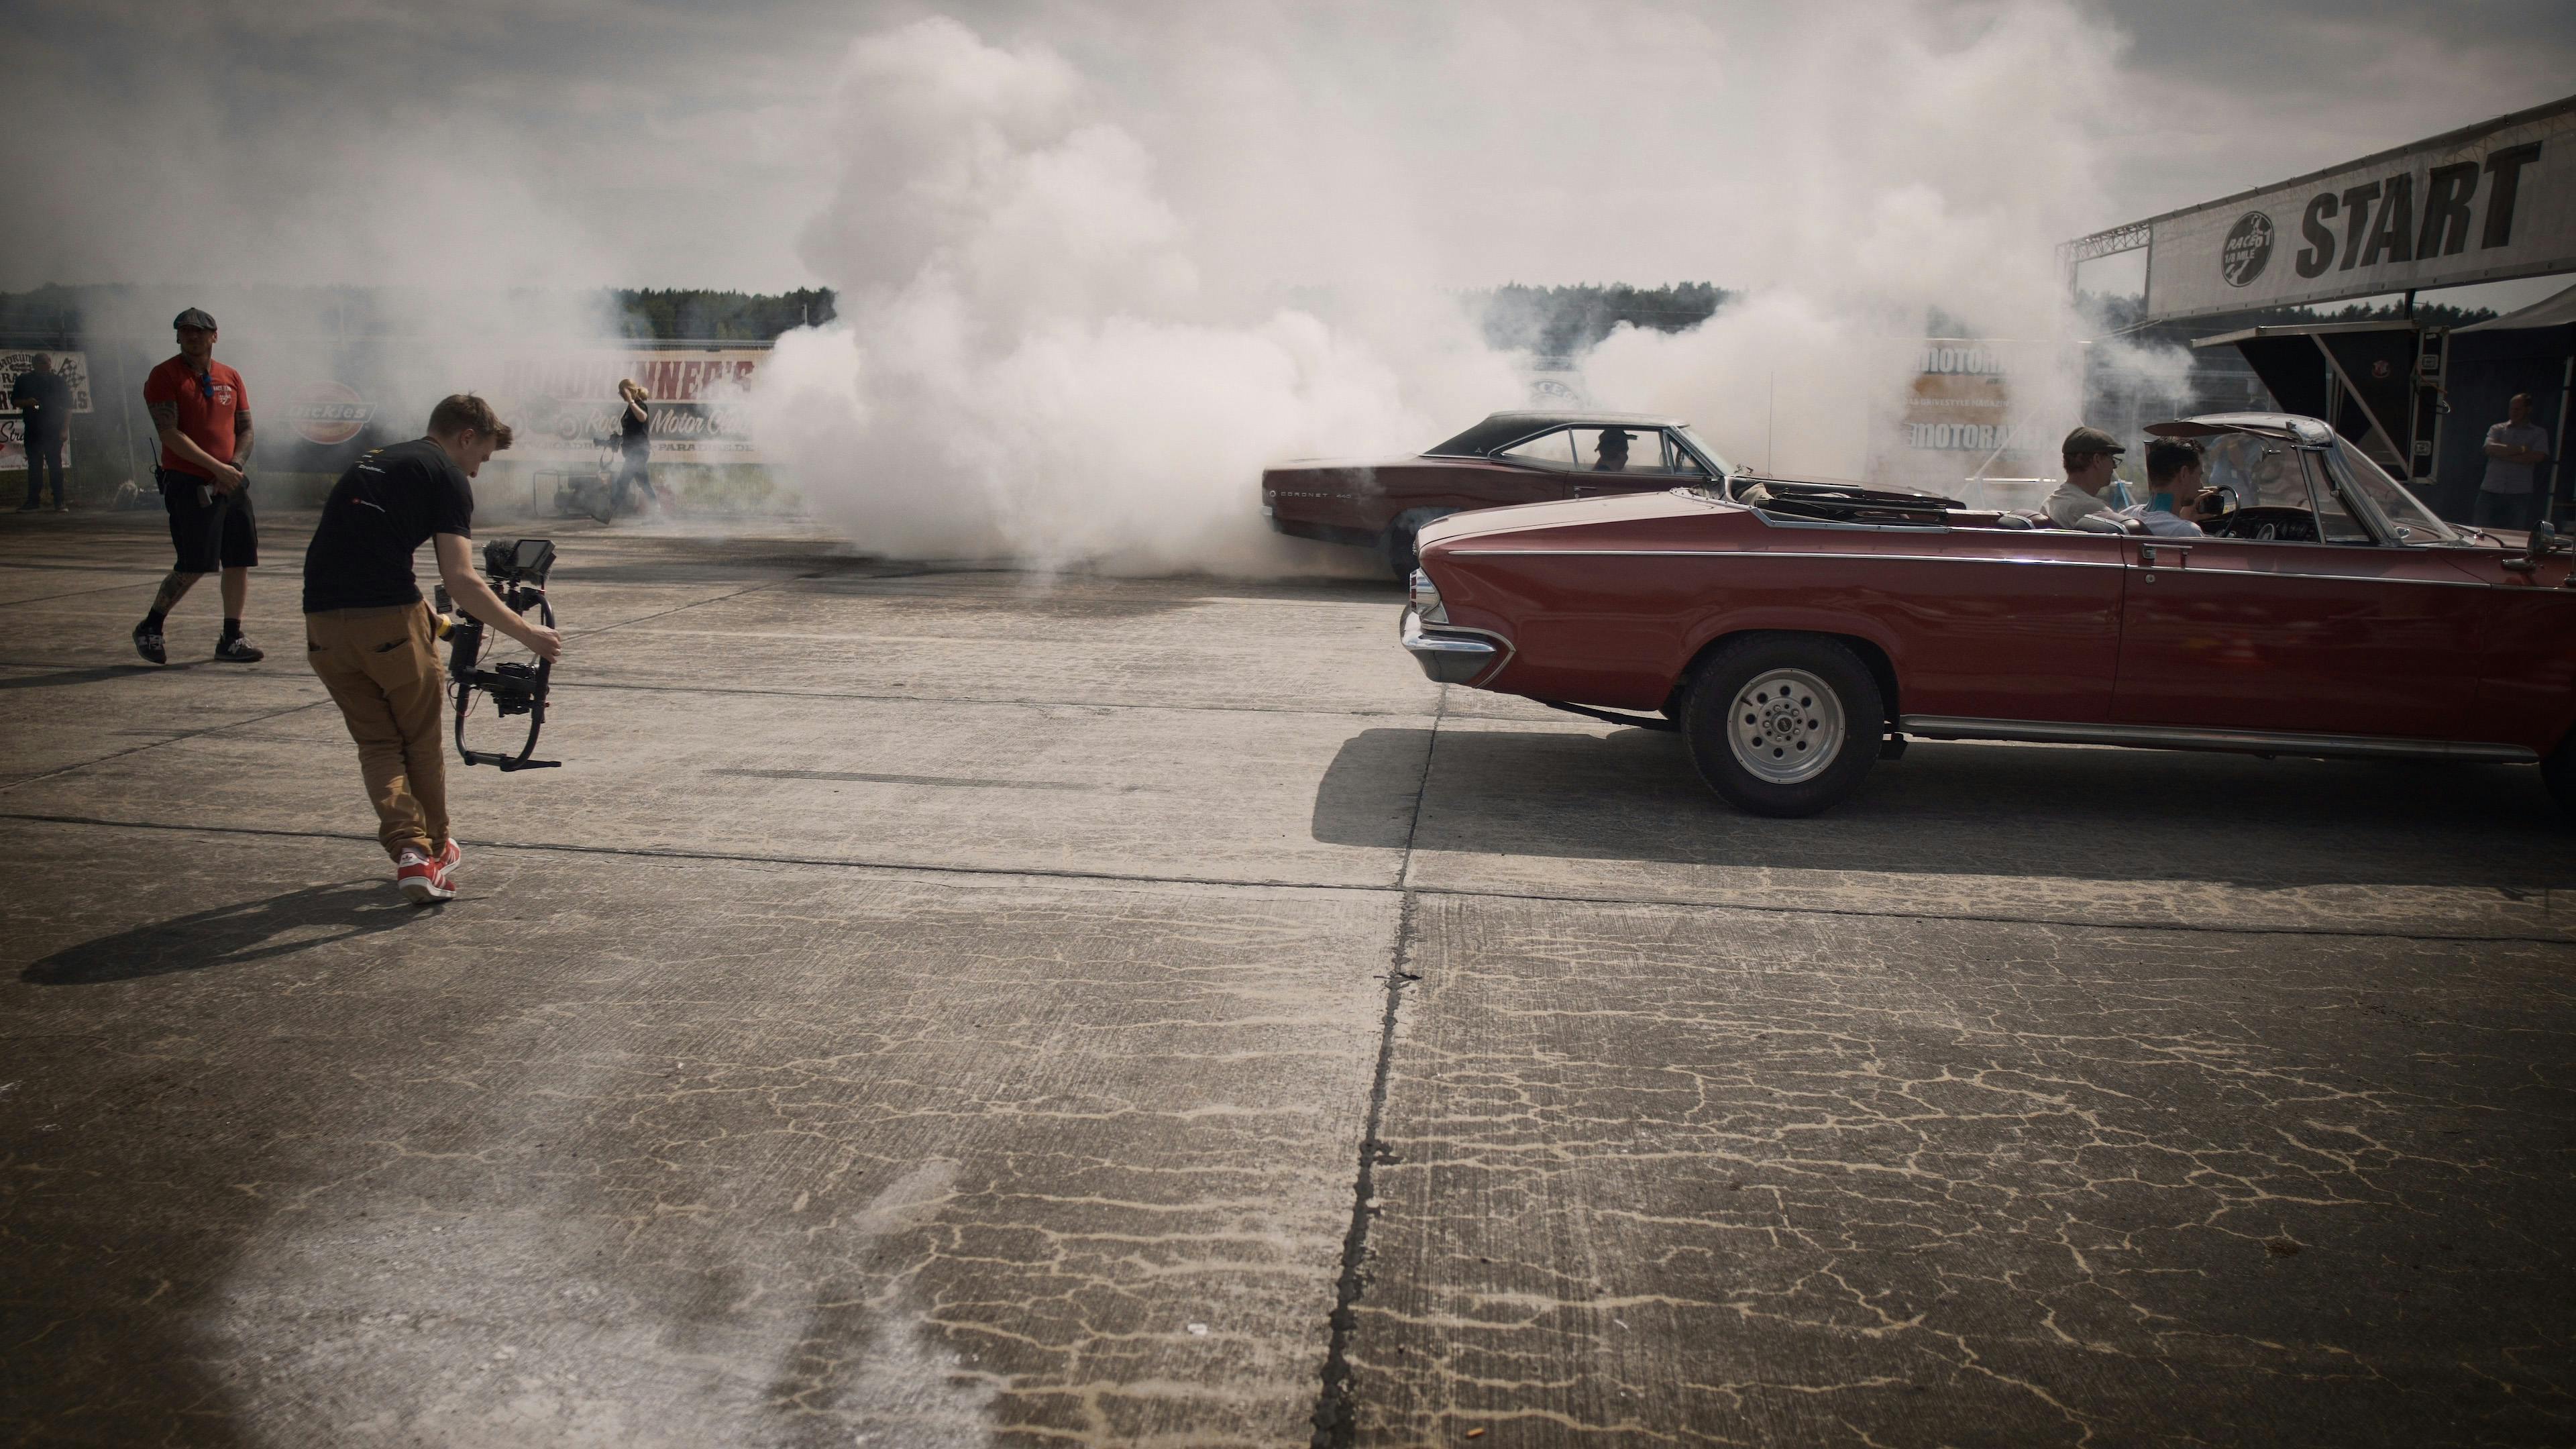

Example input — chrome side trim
[1447,549,2125,568]
[1751,513,1951,533]
[1898,714,2537,763]
[1400,606,1513,686]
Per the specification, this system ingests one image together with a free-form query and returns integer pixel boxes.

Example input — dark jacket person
[12,355,74,511]
[303,394,563,902]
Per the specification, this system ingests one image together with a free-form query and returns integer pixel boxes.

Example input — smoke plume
[751,3,2151,566]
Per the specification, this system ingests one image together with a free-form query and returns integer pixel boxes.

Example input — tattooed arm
[149,400,244,491]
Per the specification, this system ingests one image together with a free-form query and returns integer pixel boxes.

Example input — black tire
[1680,634,1884,817]
[1381,508,1453,581]
[2544,731,2576,818]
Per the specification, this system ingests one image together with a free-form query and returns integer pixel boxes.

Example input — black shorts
[160,471,260,572]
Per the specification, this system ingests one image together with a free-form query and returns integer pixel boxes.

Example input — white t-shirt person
[2482,419,2553,497]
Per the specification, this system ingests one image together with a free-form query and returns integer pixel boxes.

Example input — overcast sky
[10,0,2572,299]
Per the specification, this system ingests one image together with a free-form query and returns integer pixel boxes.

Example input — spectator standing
[302,395,561,902]
[614,378,654,514]
[2475,392,2554,533]
[133,308,263,663]
[11,354,73,511]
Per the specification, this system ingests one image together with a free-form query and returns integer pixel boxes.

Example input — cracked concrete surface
[3,507,2573,1446]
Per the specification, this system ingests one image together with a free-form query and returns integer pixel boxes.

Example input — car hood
[1417,488,1725,548]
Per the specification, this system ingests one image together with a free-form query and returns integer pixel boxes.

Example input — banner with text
[2144,95,2576,321]
[1,414,74,474]
[493,349,765,464]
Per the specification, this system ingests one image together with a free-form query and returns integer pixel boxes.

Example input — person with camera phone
[302,394,563,903]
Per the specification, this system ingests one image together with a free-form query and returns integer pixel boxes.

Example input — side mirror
[2504,519,2557,576]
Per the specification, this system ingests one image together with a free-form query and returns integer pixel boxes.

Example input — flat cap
[172,307,217,331]
[2061,425,2124,455]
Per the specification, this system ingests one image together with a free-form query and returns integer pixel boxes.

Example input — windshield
[2324,436,2459,543]
[1674,425,1737,478]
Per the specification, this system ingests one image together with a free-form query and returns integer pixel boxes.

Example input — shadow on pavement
[23,880,421,984]
[1318,725,2576,890]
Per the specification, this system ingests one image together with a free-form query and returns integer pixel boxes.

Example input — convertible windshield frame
[2320,435,2462,545]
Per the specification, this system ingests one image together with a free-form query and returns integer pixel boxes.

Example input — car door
[2110,445,2481,741]
[1476,427,1596,506]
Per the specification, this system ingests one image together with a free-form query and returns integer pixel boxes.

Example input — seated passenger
[2046,426,2202,537]
[2044,426,2129,528]
[1593,429,1634,472]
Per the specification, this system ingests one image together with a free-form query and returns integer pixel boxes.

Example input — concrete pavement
[3,505,2571,1446]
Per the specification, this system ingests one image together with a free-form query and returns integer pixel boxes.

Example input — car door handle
[2138,542,2192,568]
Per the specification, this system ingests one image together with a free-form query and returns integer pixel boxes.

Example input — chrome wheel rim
[1725,668,1845,784]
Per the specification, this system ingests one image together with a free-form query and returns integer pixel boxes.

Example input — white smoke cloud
[752,3,2145,568]
[752,15,1516,570]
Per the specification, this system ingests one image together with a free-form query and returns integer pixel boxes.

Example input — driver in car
[1593,428,1635,472]
[2144,438,2224,525]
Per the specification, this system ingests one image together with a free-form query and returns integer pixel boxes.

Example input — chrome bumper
[1400,606,1504,685]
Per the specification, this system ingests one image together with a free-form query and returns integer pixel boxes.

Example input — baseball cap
[2061,425,2125,456]
[172,307,217,331]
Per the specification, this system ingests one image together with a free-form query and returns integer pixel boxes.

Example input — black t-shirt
[302,438,474,613]
[620,400,650,455]
[9,371,70,436]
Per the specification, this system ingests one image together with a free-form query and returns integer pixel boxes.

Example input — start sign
[2141,95,2576,321]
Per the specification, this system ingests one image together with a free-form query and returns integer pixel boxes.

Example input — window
[2202,435,2309,509]
[1570,426,1663,474]
[2300,453,2371,544]
[1664,434,1711,479]
[2324,435,2459,543]
[1496,429,1577,469]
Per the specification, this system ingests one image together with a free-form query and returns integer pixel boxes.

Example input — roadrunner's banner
[494,349,765,462]
[2143,95,2576,321]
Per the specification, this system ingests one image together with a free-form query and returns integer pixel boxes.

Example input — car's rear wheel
[2543,730,2576,819]
[1682,635,1884,817]
[1381,508,1453,580]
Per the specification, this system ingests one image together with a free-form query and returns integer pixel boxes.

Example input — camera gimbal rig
[435,537,559,771]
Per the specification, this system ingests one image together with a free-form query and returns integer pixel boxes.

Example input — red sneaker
[435,839,464,873]
[395,849,456,904]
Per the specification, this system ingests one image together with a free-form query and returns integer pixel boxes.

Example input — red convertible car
[1265,411,1725,577]
[1400,413,2576,816]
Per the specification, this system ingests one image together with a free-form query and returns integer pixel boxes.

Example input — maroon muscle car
[1265,411,1726,577]
[1399,412,2576,817]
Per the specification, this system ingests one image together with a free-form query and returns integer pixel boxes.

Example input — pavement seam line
[556,676,1428,720]
[0,580,168,610]
[1309,684,1442,1446]
[0,698,335,796]
[556,576,800,641]
[0,571,795,795]
[3,810,2570,945]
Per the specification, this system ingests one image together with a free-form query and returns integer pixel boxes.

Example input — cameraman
[303,395,563,903]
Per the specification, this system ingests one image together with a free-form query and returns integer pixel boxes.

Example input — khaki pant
[307,604,449,861]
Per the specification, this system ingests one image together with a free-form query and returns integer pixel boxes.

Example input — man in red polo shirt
[134,307,263,663]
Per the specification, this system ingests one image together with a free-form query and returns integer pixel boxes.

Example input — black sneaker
[133,623,166,664]
[215,634,265,663]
